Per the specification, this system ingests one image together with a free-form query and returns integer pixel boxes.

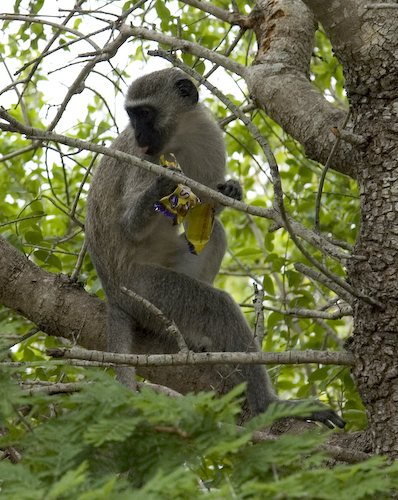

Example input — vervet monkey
[85,68,345,427]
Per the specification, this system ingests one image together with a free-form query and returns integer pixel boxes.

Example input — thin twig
[23,244,78,256]
[0,214,47,228]
[240,302,353,320]
[365,3,398,7]
[14,26,110,75]
[294,262,354,305]
[137,381,183,398]
[125,24,246,76]
[238,425,371,463]
[71,239,88,281]
[0,144,36,163]
[253,284,265,346]
[0,327,40,352]
[0,54,29,125]
[312,318,345,348]
[69,153,98,219]
[25,0,87,93]
[314,111,351,232]
[204,27,246,79]
[180,0,249,25]
[22,381,83,395]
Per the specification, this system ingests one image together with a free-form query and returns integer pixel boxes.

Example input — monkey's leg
[174,219,227,284]
[119,265,345,427]
[107,303,137,391]
[118,266,275,413]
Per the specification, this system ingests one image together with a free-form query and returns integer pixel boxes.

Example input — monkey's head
[125,68,199,156]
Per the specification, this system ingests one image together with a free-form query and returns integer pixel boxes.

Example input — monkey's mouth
[138,143,163,156]
[135,131,163,156]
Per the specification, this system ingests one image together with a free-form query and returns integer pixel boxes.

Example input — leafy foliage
[1,368,397,500]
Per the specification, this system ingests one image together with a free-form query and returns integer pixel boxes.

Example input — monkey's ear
[174,79,199,105]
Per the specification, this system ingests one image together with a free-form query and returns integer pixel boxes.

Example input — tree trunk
[248,0,398,455]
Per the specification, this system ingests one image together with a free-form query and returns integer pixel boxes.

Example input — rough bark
[244,0,356,177]
[307,0,398,458]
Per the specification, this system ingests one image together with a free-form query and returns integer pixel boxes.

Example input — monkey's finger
[156,176,179,197]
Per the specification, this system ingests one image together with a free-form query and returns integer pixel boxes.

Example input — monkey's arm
[121,174,178,243]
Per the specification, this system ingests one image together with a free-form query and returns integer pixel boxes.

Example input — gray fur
[85,68,345,427]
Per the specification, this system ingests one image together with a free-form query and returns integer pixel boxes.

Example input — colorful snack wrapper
[155,155,215,254]
[155,183,200,225]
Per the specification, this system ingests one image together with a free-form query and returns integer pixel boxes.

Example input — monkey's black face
[126,105,164,155]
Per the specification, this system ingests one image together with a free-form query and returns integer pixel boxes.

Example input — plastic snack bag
[155,155,215,254]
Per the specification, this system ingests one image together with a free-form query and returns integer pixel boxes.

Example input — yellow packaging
[185,203,215,254]
[155,155,215,254]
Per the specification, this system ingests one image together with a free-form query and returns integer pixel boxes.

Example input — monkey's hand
[155,170,179,198]
[302,401,346,429]
[217,180,243,201]
[308,407,346,429]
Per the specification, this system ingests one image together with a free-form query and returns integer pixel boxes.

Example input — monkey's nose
[140,146,149,154]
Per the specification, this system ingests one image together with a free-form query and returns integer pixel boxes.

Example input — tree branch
[253,284,265,345]
[121,287,188,353]
[241,302,353,320]
[121,24,245,76]
[180,0,251,26]
[294,262,355,305]
[244,426,371,463]
[47,346,354,367]
[245,0,355,177]
[0,234,262,412]
[20,380,183,398]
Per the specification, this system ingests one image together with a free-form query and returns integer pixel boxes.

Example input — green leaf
[308,367,331,382]
[24,230,43,244]
[33,250,62,270]
[85,416,141,446]
[262,275,274,295]
[267,311,284,329]
[46,462,87,500]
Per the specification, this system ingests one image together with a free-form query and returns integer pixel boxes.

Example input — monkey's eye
[126,106,155,124]
[139,108,150,118]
